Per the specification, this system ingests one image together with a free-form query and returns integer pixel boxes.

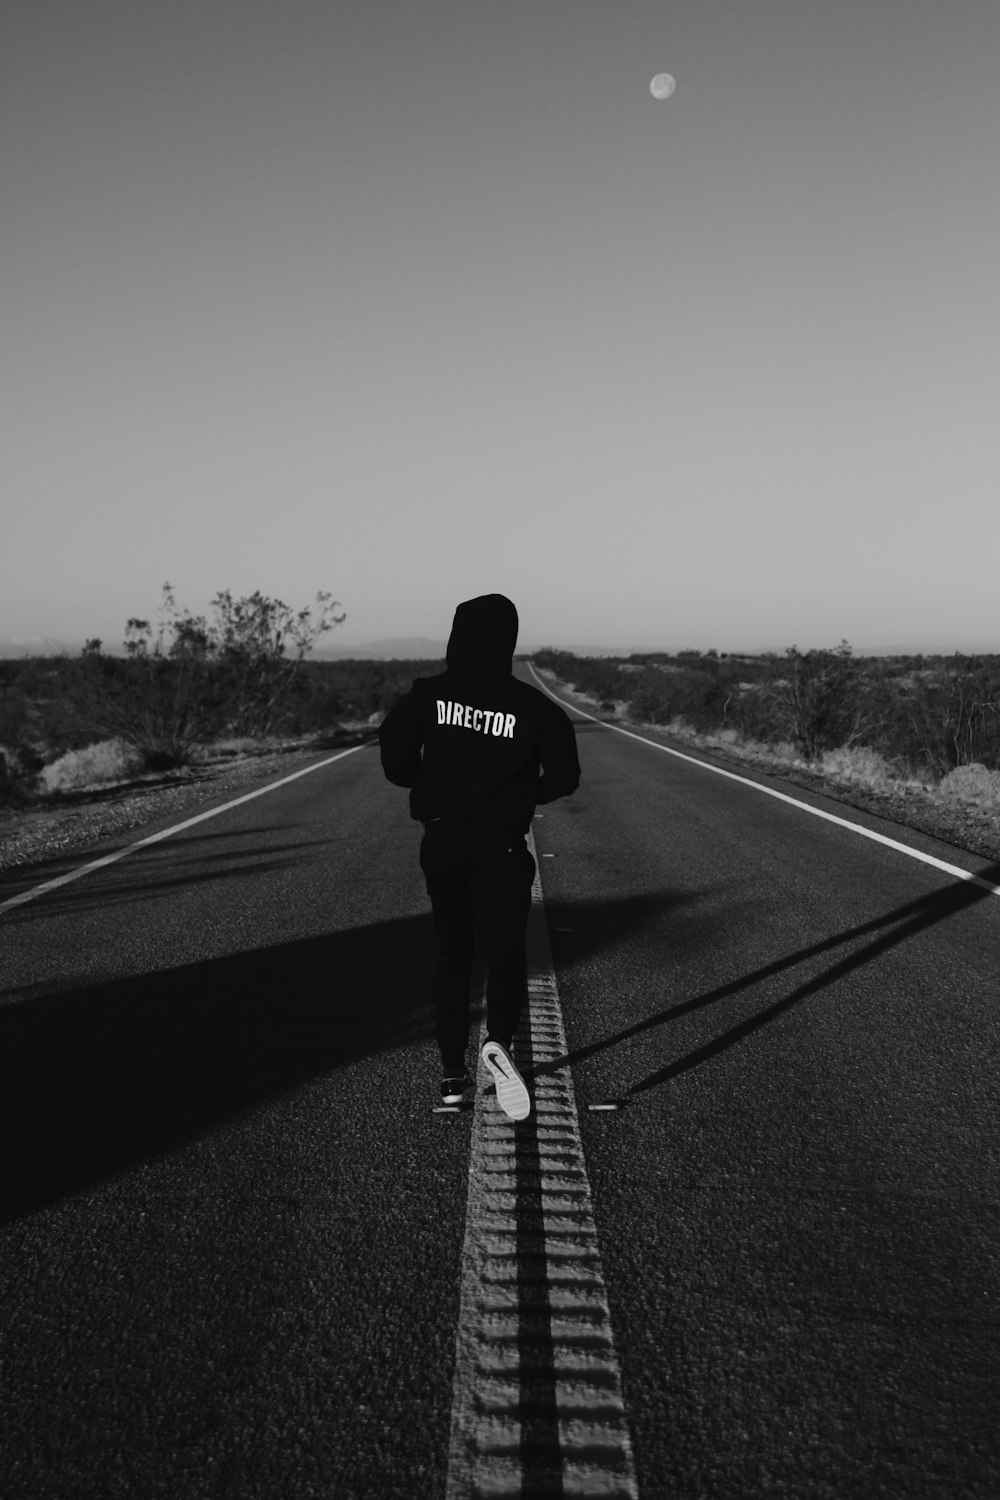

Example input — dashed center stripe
[445,828,638,1500]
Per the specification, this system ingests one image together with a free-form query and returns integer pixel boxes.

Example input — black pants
[419,819,536,1075]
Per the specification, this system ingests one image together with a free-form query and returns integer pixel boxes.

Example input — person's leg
[420,825,476,1076]
[468,826,535,1049]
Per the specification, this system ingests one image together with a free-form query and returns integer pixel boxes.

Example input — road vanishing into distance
[2,666,998,1499]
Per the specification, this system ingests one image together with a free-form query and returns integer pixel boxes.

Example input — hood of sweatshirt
[445,593,519,675]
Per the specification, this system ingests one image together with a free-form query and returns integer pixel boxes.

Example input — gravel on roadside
[0,743,366,874]
[711,750,1000,868]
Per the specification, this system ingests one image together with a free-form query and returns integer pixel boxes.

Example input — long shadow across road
[0,891,674,1225]
[534,860,1000,1101]
[3,860,996,1225]
[0,910,440,1224]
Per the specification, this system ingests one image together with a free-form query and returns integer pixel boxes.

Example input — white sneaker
[481,1039,531,1121]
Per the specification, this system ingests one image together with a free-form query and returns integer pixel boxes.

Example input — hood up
[445,594,519,675]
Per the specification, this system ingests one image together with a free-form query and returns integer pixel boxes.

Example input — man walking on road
[378,594,580,1119]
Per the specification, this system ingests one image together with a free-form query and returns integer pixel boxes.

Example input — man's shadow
[0,910,441,1224]
[3,853,996,1224]
[0,882,680,1223]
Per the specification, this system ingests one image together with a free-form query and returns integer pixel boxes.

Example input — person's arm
[536,701,581,804]
[378,690,423,788]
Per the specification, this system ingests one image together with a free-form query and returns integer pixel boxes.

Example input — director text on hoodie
[379,594,580,832]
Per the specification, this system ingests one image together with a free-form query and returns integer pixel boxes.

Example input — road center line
[0,742,370,916]
[527,663,1000,900]
[446,828,638,1500]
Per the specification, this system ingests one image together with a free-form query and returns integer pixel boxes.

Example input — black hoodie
[378,594,580,831]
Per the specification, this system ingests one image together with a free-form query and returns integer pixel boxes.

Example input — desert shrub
[728,689,787,745]
[0,742,45,806]
[38,739,145,795]
[667,667,728,731]
[72,585,348,758]
[936,762,1000,809]
[818,745,902,789]
[622,664,727,732]
[895,660,1000,775]
[281,657,447,733]
[732,735,804,767]
[627,672,673,724]
[760,643,871,759]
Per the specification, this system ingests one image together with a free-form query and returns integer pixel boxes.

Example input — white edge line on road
[0,742,372,916]
[527,663,1000,901]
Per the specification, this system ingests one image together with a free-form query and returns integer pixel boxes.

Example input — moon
[649,72,676,100]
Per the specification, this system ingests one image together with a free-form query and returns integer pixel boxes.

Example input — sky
[2,0,998,656]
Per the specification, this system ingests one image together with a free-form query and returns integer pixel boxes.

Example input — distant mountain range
[312,638,650,660]
[312,636,448,660]
[0,634,647,661]
[0,636,82,658]
[0,634,452,660]
[2,634,998,661]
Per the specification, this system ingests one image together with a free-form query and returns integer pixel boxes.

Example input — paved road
[2,681,998,1499]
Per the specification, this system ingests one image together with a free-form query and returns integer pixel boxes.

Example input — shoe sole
[481,1044,531,1121]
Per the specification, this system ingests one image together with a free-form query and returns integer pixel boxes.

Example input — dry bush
[818,745,903,789]
[936,763,1000,810]
[38,739,145,795]
[707,728,806,768]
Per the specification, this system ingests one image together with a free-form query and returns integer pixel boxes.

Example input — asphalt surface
[2,685,999,1499]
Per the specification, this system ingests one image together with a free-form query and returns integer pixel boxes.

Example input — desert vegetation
[0,586,444,807]
[4,615,1000,825]
[532,645,1000,815]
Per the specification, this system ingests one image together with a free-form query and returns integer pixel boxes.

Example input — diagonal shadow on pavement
[0,890,672,1224]
[532,860,1000,1100]
[0,827,331,921]
[4,858,996,1223]
[0,911,442,1224]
